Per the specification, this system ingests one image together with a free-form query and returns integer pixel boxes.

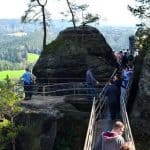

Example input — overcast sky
[0,0,139,26]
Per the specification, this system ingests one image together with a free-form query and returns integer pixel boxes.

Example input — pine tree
[0,76,23,150]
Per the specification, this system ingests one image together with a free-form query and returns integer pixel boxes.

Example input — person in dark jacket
[105,78,120,120]
[86,66,99,99]
[121,52,128,68]
[93,121,125,150]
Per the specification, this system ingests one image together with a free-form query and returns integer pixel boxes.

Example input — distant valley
[0,19,137,73]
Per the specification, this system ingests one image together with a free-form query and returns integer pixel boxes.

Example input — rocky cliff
[130,49,150,149]
[33,25,117,82]
[16,96,90,150]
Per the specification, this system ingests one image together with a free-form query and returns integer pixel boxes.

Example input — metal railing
[121,78,135,148]
[12,77,108,85]
[14,81,105,99]
[83,69,118,150]
[83,98,96,150]
[83,68,136,150]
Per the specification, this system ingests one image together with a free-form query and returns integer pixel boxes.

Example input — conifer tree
[0,76,23,150]
[22,0,50,50]
[128,0,150,20]
[60,0,99,28]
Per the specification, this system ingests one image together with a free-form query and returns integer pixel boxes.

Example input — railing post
[83,98,96,150]
[43,86,45,100]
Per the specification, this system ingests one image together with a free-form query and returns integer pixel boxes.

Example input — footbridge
[14,69,135,149]
[83,69,135,150]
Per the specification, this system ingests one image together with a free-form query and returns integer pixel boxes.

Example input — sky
[0,0,140,26]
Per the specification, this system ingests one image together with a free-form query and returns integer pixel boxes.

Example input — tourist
[121,52,128,68]
[20,68,36,100]
[86,66,99,99]
[122,66,133,88]
[93,121,125,150]
[105,78,120,120]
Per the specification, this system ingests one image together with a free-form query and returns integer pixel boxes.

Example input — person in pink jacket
[93,121,125,150]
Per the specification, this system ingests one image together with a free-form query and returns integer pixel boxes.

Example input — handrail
[95,68,118,119]
[83,67,136,150]
[83,98,96,150]
[120,77,135,149]
[83,68,118,150]
[12,77,109,84]
[14,81,104,98]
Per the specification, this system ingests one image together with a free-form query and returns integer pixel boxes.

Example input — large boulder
[16,96,89,150]
[33,25,117,82]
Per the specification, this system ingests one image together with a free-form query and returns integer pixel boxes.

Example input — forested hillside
[0,19,55,70]
[0,19,136,71]
[98,26,136,51]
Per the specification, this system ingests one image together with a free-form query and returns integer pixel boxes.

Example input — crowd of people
[86,50,134,119]
[86,49,135,150]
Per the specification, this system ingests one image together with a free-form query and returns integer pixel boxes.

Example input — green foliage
[128,0,150,20]
[127,0,150,55]
[0,60,23,71]
[27,53,39,63]
[0,53,39,81]
[43,39,64,55]
[0,119,24,150]
[0,77,22,118]
[0,77,23,149]
[60,0,100,27]
[135,26,150,56]
[0,70,24,81]
[82,13,99,26]
[22,0,50,49]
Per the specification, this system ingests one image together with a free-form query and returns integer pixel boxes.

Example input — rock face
[33,25,116,81]
[20,26,117,150]
[16,95,89,150]
[130,50,150,149]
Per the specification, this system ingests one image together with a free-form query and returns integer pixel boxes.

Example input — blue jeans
[24,82,33,99]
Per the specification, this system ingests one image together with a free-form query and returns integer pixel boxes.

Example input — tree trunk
[66,0,76,29]
[37,0,48,50]
[42,6,47,50]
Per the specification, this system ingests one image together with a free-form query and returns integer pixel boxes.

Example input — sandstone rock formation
[130,50,150,149]
[16,95,90,150]
[33,25,117,82]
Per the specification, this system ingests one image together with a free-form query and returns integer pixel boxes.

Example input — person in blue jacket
[20,68,36,100]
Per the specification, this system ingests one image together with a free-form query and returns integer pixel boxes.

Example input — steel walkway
[83,69,135,150]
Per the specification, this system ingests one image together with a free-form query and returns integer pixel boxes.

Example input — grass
[27,53,39,63]
[0,53,39,81]
[0,70,25,81]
